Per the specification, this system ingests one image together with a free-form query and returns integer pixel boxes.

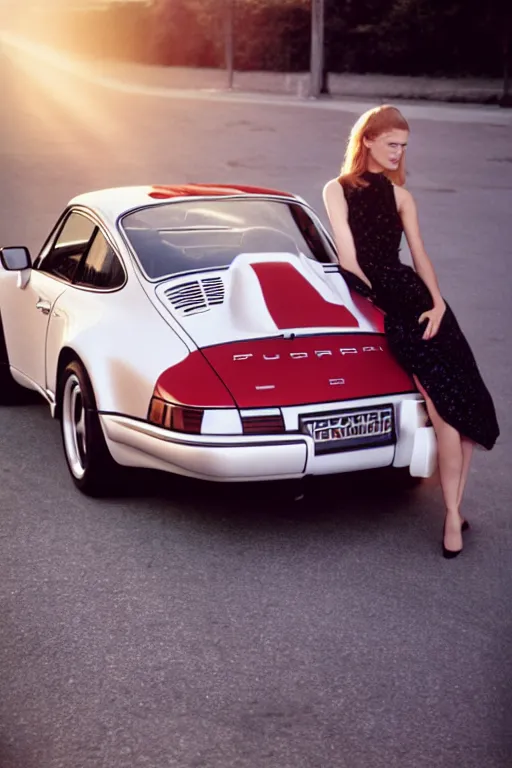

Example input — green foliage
[148,0,512,77]
[325,0,510,75]
[150,0,310,70]
[15,0,511,78]
[150,0,224,66]
[234,0,310,71]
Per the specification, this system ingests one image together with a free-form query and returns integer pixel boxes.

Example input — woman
[323,105,499,559]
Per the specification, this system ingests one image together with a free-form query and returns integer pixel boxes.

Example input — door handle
[36,298,51,315]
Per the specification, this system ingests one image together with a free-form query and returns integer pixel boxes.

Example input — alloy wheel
[62,374,88,479]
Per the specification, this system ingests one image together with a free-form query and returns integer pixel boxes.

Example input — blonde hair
[339,105,410,188]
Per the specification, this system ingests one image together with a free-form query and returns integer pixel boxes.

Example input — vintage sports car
[0,183,436,495]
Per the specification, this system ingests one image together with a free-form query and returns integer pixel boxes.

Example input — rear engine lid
[201,333,414,409]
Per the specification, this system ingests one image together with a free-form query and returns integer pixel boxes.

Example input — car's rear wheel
[60,360,120,496]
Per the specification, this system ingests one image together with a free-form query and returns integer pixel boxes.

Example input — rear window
[120,198,336,280]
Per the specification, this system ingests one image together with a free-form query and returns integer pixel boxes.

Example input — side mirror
[0,247,32,271]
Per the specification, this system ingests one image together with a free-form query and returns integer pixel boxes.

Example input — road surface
[0,38,511,768]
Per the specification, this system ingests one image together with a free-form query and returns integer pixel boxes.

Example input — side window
[288,205,336,264]
[39,212,96,282]
[74,231,125,290]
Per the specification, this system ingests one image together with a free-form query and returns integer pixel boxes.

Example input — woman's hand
[419,300,446,341]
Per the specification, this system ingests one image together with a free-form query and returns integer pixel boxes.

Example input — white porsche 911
[0,183,436,495]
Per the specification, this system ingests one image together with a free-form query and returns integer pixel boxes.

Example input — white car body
[0,183,437,492]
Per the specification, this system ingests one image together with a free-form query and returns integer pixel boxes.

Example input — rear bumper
[100,398,437,482]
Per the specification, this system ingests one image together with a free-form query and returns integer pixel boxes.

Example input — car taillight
[241,413,285,435]
[148,397,204,434]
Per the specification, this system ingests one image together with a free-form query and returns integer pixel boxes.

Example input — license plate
[300,405,395,454]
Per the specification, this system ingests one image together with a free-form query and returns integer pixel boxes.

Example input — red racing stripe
[251,262,359,330]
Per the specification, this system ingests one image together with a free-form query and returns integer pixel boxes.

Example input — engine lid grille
[164,276,225,316]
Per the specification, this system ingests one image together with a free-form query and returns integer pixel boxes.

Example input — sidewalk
[0,30,508,113]
[91,60,506,106]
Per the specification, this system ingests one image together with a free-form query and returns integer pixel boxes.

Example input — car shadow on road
[1,398,440,538]
[112,465,439,535]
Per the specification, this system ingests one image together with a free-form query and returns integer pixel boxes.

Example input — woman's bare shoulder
[323,178,346,200]
[393,183,415,212]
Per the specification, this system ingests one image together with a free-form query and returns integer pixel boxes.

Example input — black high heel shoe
[442,519,470,559]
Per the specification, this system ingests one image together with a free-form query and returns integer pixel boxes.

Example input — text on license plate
[300,405,395,454]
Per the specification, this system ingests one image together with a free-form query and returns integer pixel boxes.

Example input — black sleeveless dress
[340,170,499,451]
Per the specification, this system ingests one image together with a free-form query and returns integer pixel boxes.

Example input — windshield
[120,198,336,279]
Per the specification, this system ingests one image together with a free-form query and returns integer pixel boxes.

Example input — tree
[494,0,512,106]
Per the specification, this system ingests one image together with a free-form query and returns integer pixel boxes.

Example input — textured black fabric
[341,171,499,450]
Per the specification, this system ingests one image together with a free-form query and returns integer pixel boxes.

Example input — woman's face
[364,128,409,172]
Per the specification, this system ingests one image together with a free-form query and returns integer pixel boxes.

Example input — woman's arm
[395,186,443,305]
[395,186,446,339]
[322,179,372,288]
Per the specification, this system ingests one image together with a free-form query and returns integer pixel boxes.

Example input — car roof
[69,184,300,227]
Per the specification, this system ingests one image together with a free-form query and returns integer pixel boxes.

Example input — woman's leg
[413,376,464,551]
[457,438,474,508]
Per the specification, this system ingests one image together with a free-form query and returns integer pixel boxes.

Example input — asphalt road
[0,40,511,768]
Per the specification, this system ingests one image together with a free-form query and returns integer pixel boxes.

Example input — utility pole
[225,0,235,90]
[309,0,325,98]
[500,21,511,106]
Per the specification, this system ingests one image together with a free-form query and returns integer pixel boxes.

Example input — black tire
[0,315,25,404]
[0,364,24,404]
[59,359,120,497]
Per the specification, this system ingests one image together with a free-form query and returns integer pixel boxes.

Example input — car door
[2,211,96,391]
[44,226,128,395]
